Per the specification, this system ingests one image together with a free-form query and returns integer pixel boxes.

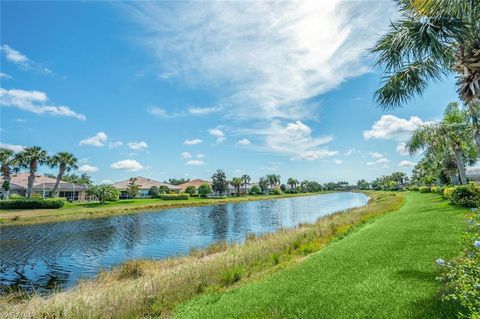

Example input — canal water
[0,192,368,293]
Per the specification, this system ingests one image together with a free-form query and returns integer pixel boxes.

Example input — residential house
[112,176,181,198]
[177,179,211,192]
[0,172,88,201]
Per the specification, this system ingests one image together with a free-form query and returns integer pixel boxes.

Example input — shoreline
[0,191,405,319]
[0,191,334,227]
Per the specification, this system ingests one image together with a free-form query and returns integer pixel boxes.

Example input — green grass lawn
[173,192,468,319]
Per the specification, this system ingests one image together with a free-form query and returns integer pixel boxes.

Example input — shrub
[221,266,242,286]
[409,185,419,191]
[249,185,261,195]
[160,193,190,200]
[419,186,431,193]
[437,212,480,318]
[451,184,480,208]
[273,188,282,195]
[431,186,439,194]
[158,185,170,195]
[280,184,287,192]
[87,185,119,204]
[443,187,456,199]
[0,198,66,209]
[184,186,196,196]
[9,194,24,200]
[148,186,159,197]
[198,183,212,198]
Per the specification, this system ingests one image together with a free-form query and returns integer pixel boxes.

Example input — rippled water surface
[0,192,368,293]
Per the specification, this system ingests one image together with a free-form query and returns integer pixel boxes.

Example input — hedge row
[160,194,190,200]
[411,183,480,208]
[0,198,66,209]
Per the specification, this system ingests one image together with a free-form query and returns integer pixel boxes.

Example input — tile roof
[112,176,181,190]
[0,172,88,190]
[177,179,211,190]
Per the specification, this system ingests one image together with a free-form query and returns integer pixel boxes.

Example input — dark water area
[0,192,368,294]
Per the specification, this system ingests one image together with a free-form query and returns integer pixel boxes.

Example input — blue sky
[0,1,459,184]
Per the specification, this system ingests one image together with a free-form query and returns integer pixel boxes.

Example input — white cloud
[183,138,202,145]
[334,159,343,164]
[1,45,52,74]
[264,162,281,172]
[186,159,204,166]
[369,152,383,159]
[344,148,357,156]
[363,115,429,141]
[376,158,390,164]
[396,142,409,156]
[399,160,416,167]
[188,106,221,115]
[366,161,375,166]
[101,179,113,184]
[0,88,85,120]
[128,141,148,151]
[248,120,337,161]
[196,153,205,158]
[237,138,251,146]
[181,151,192,159]
[78,164,99,173]
[0,143,24,153]
[79,132,108,147]
[122,1,393,121]
[110,159,144,171]
[147,106,182,119]
[208,128,226,143]
[108,141,123,149]
[0,72,12,80]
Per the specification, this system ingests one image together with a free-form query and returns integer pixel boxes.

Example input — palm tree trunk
[27,172,35,198]
[52,167,65,198]
[475,130,480,155]
[453,144,468,185]
[4,175,11,199]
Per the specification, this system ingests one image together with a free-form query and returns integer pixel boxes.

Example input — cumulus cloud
[344,148,357,156]
[363,115,429,141]
[108,141,123,149]
[0,88,85,120]
[247,120,337,161]
[334,159,343,164]
[396,142,409,156]
[121,1,393,121]
[0,143,25,153]
[0,72,12,80]
[376,158,390,164]
[208,128,226,143]
[369,152,384,159]
[186,159,204,166]
[399,160,416,167]
[110,159,144,171]
[183,138,202,145]
[79,132,108,147]
[101,179,113,184]
[128,141,148,151]
[1,44,52,74]
[78,164,99,173]
[237,138,251,146]
[181,151,192,159]
[188,106,221,115]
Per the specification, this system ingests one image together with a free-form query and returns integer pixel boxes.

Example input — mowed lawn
[174,192,468,319]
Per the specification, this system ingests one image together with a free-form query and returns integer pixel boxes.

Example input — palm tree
[371,0,480,108]
[0,148,20,199]
[287,177,298,189]
[49,152,78,197]
[241,174,251,193]
[465,101,480,153]
[266,174,281,190]
[407,103,473,184]
[230,177,243,196]
[17,146,49,197]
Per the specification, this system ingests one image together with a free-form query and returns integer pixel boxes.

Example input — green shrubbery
[443,187,456,199]
[160,193,190,200]
[409,185,419,191]
[431,186,444,194]
[451,184,480,208]
[249,185,261,195]
[0,198,66,209]
[437,210,480,318]
[419,186,431,193]
[272,188,282,195]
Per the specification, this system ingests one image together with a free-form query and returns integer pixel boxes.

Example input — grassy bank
[174,192,467,319]
[0,191,403,318]
[0,192,325,226]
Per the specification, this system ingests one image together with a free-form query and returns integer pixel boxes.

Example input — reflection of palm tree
[17,146,49,197]
[49,152,78,197]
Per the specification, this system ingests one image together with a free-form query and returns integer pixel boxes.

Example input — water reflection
[0,192,368,293]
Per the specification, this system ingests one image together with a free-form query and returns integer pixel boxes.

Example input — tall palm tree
[287,177,298,189]
[372,0,480,108]
[0,148,20,199]
[17,146,49,197]
[49,152,78,197]
[241,174,251,192]
[465,101,480,153]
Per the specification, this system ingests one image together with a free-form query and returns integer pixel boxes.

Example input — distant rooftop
[112,176,181,190]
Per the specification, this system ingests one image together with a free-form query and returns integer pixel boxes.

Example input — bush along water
[160,193,190,200]
[0,198,66,209]
[436,208,480,318]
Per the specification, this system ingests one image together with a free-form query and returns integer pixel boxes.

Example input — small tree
[241,174,251,192]
[259,177,269,194]
[249,185,261,195]
[159,185,169,194]
[148,186,159,197]
[280,184,287,192]
[88,184,119,204]
[211,169,229,196]
[198,183,212,198]
[184,185,196,196]
[231,177,243,196]
[126,177,140,200]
